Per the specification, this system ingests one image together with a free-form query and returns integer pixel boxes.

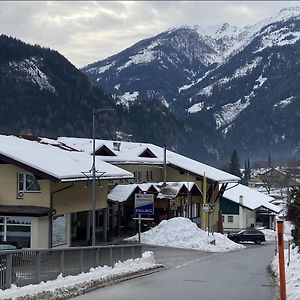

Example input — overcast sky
[1,1,299,68]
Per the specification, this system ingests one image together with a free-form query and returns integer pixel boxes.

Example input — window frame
[18,173,41,193]
[227,215,234,223]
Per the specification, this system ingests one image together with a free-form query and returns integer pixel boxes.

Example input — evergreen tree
[287,187,300,247]
[228,149,242,178]
[241,159,251,186]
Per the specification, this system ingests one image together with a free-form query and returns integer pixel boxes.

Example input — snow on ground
[260,221,293,242]
[126,217,245,252]
[0,252,157,299]
[271,245,300,300]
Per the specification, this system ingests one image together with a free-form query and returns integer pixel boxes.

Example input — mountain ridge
[82,7,300,162]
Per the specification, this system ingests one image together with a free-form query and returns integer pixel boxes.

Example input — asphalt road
[74,242,276,300]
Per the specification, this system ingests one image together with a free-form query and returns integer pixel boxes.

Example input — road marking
[174,253,219,269]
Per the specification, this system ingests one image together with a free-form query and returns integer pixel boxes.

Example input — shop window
[18,173,41,193]
[53,215,67,246]
[0,216,31,248]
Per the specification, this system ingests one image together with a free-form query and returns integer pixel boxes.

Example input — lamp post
[92,108,114,246]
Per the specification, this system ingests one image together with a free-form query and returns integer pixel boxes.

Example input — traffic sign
[135,194,154,215]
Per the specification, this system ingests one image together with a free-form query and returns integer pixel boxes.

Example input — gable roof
[222,183,281,213]
[0,135,132,182]
[108,181,201,202]
[58,137,240,183]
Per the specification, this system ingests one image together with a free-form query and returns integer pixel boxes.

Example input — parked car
[227,229,266,244]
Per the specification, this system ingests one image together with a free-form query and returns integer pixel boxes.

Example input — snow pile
[261,229,292,242]
[127,217,245,252]
[0,252,157,299]
[261,221,293,241]
[271,245,300,300]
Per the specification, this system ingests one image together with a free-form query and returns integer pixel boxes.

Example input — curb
[267,264,280,300]
[5,265,165,300]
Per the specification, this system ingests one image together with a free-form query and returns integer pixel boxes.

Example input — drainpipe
[49,183,74,248]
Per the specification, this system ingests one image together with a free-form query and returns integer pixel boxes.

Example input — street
[74,242,276,300]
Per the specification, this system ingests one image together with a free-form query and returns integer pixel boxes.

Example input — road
[74,242,276,300]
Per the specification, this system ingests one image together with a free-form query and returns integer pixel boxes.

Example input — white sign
[135,194,154,215]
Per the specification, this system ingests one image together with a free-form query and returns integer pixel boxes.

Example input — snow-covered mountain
[0,34,229,165]
[83,7,300,161]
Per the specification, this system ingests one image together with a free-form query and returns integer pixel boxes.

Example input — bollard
[287,240,291,266]
[277,220,286,300]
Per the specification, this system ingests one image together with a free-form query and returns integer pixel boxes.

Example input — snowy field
[0,252,157,299]
[126,217,245,252]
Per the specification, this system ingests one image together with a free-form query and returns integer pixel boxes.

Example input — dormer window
[139,148,157,158]
[18,173,41,193]
[94,145,116,156]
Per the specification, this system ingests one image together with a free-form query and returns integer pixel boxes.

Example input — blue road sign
[135,194,154,215]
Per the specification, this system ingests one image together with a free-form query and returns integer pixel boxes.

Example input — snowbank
[261,221,293,241]
[271,245,300,300]
[0,252,157,300]
[126,217,245,252]
[262,229,292,242]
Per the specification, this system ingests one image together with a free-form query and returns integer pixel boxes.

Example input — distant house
[220,184,280,232]
[249,167,298,193]
[0,135,132,248]
[59,137,240,233]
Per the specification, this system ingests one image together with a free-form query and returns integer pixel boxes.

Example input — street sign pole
[138,214,141,243]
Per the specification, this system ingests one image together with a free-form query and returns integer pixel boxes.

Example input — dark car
[227,229,266,244]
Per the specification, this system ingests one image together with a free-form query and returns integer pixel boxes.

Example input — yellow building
[0,135,132,248]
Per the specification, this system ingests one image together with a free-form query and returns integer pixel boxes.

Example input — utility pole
[92,108,114,246]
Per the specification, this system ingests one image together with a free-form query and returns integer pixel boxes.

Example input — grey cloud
[0,1,298,67]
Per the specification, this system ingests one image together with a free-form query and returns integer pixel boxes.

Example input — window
[227,216,234,223]
[18,173,41,192]
[0,216,31,248]
[53,215,67,246]
[137,171,142,182]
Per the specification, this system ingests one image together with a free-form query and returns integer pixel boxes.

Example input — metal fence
[0,244,142,290]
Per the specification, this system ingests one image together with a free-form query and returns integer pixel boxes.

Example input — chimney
[113,142,121,151]
[239,195,244,205]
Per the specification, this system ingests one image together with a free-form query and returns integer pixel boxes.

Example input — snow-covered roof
[108,181,201,202]
[223,183,281,213]
[108,184,140,202]
[58,137,240,183]
[0,135,132,182]
[157,181,201,199]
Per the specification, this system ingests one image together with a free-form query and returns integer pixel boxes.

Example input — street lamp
[92,108,114,246]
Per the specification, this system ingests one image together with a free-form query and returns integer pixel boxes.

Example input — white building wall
[243,208,255,228]
[223,207,256,231]
[31,216,49,248]
[223,214,239,230]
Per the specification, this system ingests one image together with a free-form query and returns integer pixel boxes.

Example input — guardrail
[0,244,142,290]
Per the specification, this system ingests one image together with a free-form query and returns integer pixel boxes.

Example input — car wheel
[255,239,261,245]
